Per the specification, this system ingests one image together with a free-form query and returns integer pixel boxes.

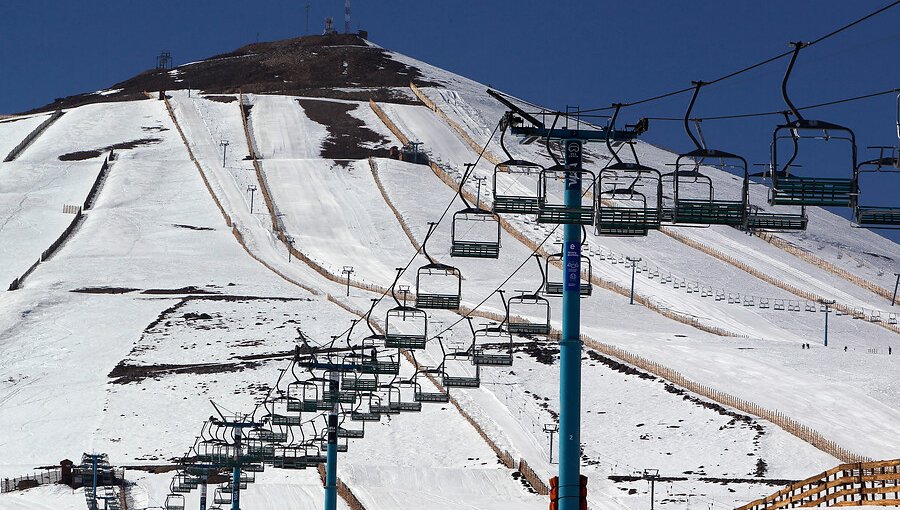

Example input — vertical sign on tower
[563,139,582,292]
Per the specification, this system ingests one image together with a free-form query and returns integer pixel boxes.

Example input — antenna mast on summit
[305,1,311,34]
[344,0,351,33]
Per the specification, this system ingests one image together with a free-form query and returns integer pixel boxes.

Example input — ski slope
[0,43,898,510]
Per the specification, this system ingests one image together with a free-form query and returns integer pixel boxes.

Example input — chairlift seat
[322,390,356,404]
[342,377,377,392]
[472,350,514,366]
[384,334,427,349]
[360,360,399,374]
[674,199,745,225]
[337,427,365,438]
[351,411,382,421]
[389,401,423,412]
[286,399,319,413]
[442,375,480,388]
[253,430,287,443]
[450,240,501,258]
[596,207,659,236]
[746,211,808,231]
[414,390,450,403]
[770,176,855,207]
[857,206,900,226]
[269,414,303,426]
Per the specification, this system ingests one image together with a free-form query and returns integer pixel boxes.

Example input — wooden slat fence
[1,469,61,493]
[736,459,900,510]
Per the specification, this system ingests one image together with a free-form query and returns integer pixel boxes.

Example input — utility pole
[219,140,229,168]
[342,266,354,296]
[642,469,660,510]
[821,299,835,347]
[892,273,899,306]
[474,175,487,209]
[246,184,257,214]
[559,138,584,510]
[344,0,351,34]
[286,235,295,262]
[627,256,642,305]
[543,423,559,464]
[305,2,311,35]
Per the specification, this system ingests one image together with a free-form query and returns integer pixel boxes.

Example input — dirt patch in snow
[72,286,140,294]
[27,34,438,114]
[108,360,262,385]
[203,95,237,103]
[58,137,162,161]
[296,98,392,160]
[172,223,215,231]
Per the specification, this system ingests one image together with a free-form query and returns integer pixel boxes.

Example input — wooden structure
[736,459,900,510]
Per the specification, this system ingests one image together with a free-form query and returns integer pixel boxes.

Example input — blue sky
[2,0,898,239]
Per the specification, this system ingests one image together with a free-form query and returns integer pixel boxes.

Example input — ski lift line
[578,0,900,113]
[644,86,900,122]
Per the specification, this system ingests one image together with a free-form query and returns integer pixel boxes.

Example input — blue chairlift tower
[488,89,641,510]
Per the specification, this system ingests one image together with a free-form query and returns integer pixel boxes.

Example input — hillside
[0,34,897,510]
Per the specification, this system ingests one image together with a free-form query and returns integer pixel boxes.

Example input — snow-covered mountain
[1,33,897,510]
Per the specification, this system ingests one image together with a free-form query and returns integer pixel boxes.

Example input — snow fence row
[664,228,900,336]
[3,110,65,162]
[755,231,895,302]
[8,152,112,290]
[583,338,870,463]
[316,464,368,510]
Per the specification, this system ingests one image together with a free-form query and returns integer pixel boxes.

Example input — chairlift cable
[578,0,900,113]
[643,86,900,122]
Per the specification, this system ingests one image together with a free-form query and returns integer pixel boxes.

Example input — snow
[0,160,103,287]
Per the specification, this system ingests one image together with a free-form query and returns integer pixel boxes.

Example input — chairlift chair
[670,150,749,226]
[493,114,544,214]
[387,382,423,412]
[666,84,749,227]
[537,164,597,225]
[544,250,592,297]
[506,293,552,335]
[442,358,481,388]
[451,207,502,258]
[350,395,383,421]
[471,322,514,366]
[341,373,378,393]
[854,146,900,227]
[165,494,186,510]
[415,224,463,308]
[213,487,232,505]
[597,164,663,235]
[384,305,428,349]
[502,261,552,335]
[596,106,664,236]
[440,331,482,387]
[413,368,451,403]
[770,43,857,208]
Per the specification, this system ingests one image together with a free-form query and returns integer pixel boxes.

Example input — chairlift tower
[156,51,173,70]
[487,89,640,510]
